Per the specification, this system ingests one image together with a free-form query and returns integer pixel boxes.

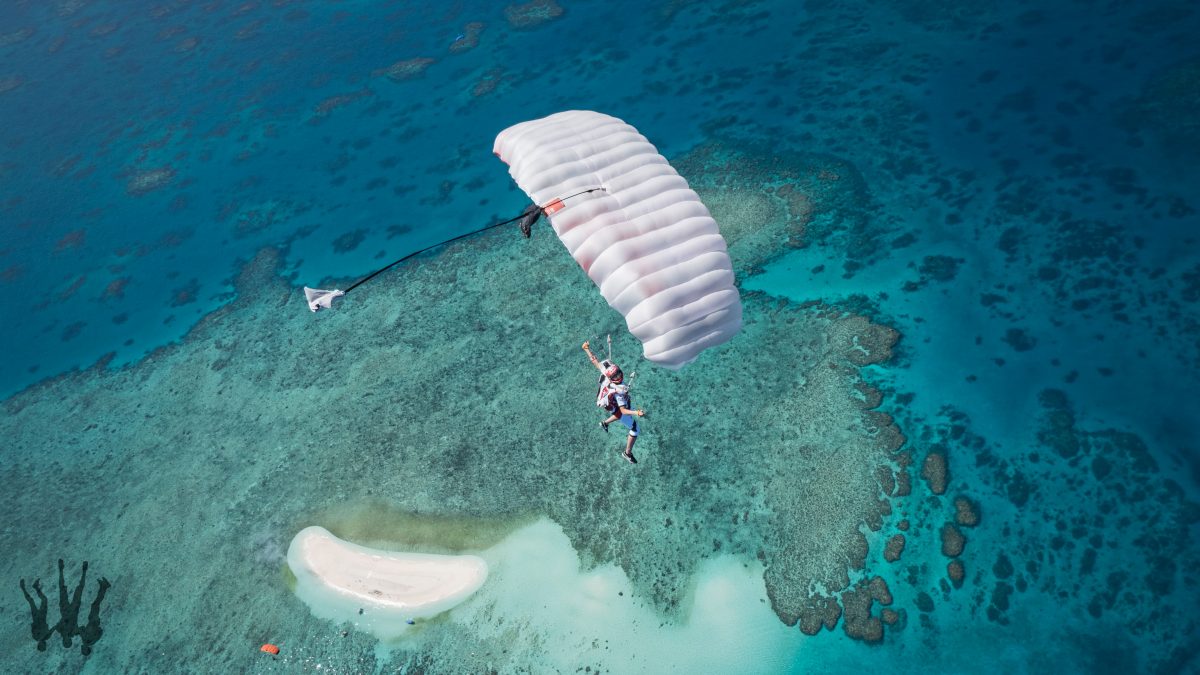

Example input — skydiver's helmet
[603,361,623,381]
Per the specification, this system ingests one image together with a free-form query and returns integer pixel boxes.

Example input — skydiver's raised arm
[582,341,605,373]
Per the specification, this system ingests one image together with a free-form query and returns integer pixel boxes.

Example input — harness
[595,360,630,413]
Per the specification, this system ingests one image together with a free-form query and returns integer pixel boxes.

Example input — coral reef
[449,22,484,54]
[375,57,435,82]
[947,559,965,588]
[0,137,919,666]
[920,449,948,495]
[504,0,564,29]
[0,75,23,94]
[794,594,841,636]
[676,143,871,277]
[1120,56,1200,160]
[124,167,176,196]
[940,523,965,557]
[840,576,892,642]
[953,495,979,526]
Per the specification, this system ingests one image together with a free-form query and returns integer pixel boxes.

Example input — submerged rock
[884,534,906,563]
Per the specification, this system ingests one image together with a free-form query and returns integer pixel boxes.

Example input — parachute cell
[494,111,742,369]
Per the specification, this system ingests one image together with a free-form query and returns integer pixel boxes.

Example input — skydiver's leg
[620,418,638,463]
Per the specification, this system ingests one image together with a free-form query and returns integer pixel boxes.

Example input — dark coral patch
[125,167,176,196]
[921,449,948,495]
[449,22,484,54]
[374,57,435,81]
[940,522,965,557]
[54,229,87,251]
[332,229,368,254]
[918,254,963,282]
[840,576,892,643]
[1002,327,1037,352]
[170,279,200,307]
[0,75,23,94]
[504,0,564,28]
[947,559,965,588]
[953,495,980,526]
[794,594,841,635]
[61,321,85,341]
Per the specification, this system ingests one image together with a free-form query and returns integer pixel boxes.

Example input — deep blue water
[2,0,1199,672]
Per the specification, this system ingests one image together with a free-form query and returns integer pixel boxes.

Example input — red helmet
[604,363,622,379]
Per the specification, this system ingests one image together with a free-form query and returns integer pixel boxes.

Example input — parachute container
[494,111,742,369]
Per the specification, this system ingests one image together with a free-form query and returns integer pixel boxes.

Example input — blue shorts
[617,414,639,437]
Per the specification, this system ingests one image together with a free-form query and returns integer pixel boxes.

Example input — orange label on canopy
[543,198,565,215]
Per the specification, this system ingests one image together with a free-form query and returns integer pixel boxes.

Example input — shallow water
[2,1,1198,673]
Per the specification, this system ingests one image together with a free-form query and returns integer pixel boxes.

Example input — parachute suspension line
[600,333,636,390]
[558,186,607,202]
[339,187,606,296]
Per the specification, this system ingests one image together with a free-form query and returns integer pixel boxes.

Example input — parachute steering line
[303,186,606,312]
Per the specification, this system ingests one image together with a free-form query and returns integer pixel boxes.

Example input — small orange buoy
[261,644,280,655]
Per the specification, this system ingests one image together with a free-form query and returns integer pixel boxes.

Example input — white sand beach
[287,526,488,639]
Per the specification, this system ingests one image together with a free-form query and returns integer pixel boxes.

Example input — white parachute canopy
[494,111,742,369]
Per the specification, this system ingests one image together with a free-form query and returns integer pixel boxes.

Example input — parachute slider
[517,203,541,238]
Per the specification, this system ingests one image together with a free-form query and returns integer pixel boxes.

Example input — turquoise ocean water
[2,0,1198,672]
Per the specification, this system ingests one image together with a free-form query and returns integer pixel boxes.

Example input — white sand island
[286,526,488,639]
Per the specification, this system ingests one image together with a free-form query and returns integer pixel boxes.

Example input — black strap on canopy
[341,187,605,295]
